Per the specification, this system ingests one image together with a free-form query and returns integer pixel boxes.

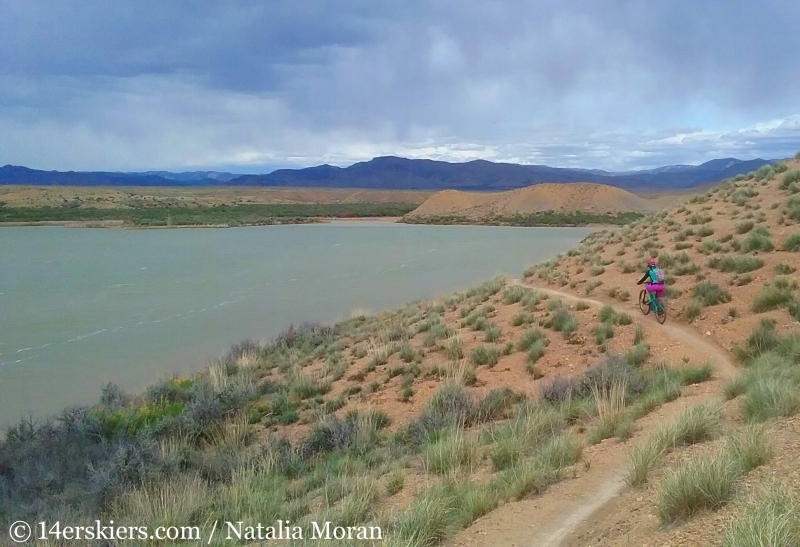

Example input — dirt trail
[450,280,738,547]
[514,281,738,380]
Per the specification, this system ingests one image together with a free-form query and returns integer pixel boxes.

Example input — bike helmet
[647,259,657,267]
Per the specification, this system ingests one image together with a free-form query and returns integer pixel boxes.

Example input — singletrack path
[450,280,738,547]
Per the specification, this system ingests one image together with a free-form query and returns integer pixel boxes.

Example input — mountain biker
[637,259,665,300]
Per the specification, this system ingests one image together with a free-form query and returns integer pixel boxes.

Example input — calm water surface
[0,222,593,424]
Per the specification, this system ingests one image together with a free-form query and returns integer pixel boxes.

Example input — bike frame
[647,290,664,313]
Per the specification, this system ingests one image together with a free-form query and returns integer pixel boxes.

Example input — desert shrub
[776,262,797,275]
[708,254,763,273]
[511,311,533,326]
[471,345,499,367]
[752,277,794,312]
[521,289,546,310]
[483,322,502,343]
[735,220,754,234]
[535,433,583,469]
[726,426,773,473]
[589,265,605,276]
[700,239,722,254]
[593,323,615,345]
[465,276,505,301]
[477,388,520,421]
[551,309,579,334]
[502,285,528,304]
[741,225,773,252]
[626,342,650,367]
[538,377,576,404]
[517,328,548,352]
[399,342,415,363]
[782,169,800,189]
[697,225,714,238]
[753,165,775,181]
[422,429,480,474]
[693,281,731,306]
[657,451,740,523]
[672,259,701,276]
[585,279,603,294]
[784,233,800,251]
[788,195,800,220]
[407,383,477,442]
[625,403,721,487]
[527,339,548,366]
[733,319,780,363]
[742,374,800,422]
[722,483,800,547]
[598,304,617,324]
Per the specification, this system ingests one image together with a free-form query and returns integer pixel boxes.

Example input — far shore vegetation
[0,202,418,226]
[403,211,644,227]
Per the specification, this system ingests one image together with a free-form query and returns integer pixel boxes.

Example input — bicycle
[639,288,667,324]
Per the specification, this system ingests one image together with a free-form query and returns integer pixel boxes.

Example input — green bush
[735,220,754,234]
[471,345,499,367]
[722,483,800,547]
[708,254,763,273]
[752,277,794,312]
[527,339,548,366]
[741,225,773,253]
[502,285,528,304]
[684,300,704,320]
[782,169,800,189]
[693,280,731,306]
[784,233,800,251]
[657,452,740,523]
[697,225,714,238]
[626,342,650,367]
[551,309,579,334]
[517,328,548,352]
[593,323,615,345]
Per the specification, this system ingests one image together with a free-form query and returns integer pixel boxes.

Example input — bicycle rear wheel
[638,289,651,315]
[656,298,667,324]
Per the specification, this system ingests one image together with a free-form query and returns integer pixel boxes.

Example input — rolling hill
[404,183,657,222]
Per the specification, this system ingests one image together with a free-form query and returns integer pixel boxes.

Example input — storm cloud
[2,0,800,171]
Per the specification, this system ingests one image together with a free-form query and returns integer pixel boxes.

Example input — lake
[0,222,593,425]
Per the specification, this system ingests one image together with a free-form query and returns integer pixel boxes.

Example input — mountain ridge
[0,156,777,191]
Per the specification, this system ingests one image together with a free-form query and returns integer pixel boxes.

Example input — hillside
[6,156,800,546]
[404,183,657,222]
[0,156,775,192]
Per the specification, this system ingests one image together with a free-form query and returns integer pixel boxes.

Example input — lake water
[0,222,592,425]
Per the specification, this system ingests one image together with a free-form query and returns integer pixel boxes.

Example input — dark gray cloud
[1,0,800,171]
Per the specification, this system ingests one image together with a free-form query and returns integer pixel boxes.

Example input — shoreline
[0,216,619,229]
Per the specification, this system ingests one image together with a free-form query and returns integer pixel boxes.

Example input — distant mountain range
[0,156,778,192]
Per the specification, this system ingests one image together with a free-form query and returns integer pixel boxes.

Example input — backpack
[653,267,665,283]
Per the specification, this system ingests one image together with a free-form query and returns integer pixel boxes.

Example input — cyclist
[637,258,665,301]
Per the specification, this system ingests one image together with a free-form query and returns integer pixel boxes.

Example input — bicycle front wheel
[639,290,651,315]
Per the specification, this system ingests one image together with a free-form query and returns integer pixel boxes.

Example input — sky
[2,0,800,173]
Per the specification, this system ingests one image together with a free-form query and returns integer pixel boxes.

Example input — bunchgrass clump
[693,280,731,307]
[708,254,763,273]
[551,309,579,334]
[471,345,499,368]
[784,233,800,251]
[722,483,800,547]
[657,451,740,523]
[741,225,773,253]
[752,277,795,312]
[517,328,548,352]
